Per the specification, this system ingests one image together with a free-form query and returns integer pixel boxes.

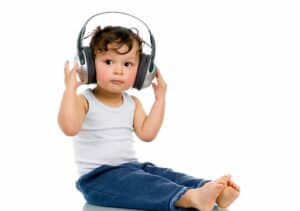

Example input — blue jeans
[76,162,209,211]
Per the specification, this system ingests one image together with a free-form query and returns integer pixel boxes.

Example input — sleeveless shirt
[73,89,138,176]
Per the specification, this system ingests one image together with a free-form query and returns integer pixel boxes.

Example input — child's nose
[113,65,124,75]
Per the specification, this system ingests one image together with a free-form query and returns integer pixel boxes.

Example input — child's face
[94,42,139,94]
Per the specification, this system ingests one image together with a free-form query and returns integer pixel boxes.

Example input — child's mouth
[111,80,124,85]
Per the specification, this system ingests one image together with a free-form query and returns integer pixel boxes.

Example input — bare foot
[175,176,230,211]
[191,181,225,211]
[217,179,240,208]
[213,175,231,186]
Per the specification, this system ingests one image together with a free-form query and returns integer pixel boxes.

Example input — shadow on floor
[82,203,229,211]
[82,203,143,211]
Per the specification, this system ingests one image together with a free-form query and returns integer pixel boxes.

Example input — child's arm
[133,69,167,142]
[58,61,87,136]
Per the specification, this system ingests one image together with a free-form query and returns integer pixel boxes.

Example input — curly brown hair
[89,26,143,58]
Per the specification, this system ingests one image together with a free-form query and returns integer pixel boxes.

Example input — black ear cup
[134,53,151,90]
[82,47,97,84]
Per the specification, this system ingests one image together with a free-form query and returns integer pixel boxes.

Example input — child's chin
[112,86,130,92]
[109,87,127,94]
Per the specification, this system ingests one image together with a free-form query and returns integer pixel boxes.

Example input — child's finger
[77,67,87,83]
[152,82,157,90]
[64,60,70,76]
[156,70,167,88]
[156,69,165,82]
[155,68,161,78]
[70,62,80,78]
[72,61,79,72]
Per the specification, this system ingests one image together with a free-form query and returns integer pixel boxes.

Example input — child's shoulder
[78,89,90,113]
[129,94,143,108]
[129,94,139,103]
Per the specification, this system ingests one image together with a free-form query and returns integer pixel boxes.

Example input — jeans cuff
[169,187,189,211]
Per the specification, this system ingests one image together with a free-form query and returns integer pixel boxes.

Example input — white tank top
[73,89,138,176]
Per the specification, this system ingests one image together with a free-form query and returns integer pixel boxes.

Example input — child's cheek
[127,72,137,86]
[97,78,107,87]
[96,71,109,87]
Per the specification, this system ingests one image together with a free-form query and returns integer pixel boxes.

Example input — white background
[0,0,299,210]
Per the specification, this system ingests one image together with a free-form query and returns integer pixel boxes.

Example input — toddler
[58,25,240,211]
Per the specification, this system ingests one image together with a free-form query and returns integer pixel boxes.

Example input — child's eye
[124,62,133,68]
[105,60,113,65]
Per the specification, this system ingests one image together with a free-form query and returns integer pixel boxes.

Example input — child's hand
[64,60,83,91]
[152,69,167,102]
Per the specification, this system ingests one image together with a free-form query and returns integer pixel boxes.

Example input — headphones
[77,11,157,90]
